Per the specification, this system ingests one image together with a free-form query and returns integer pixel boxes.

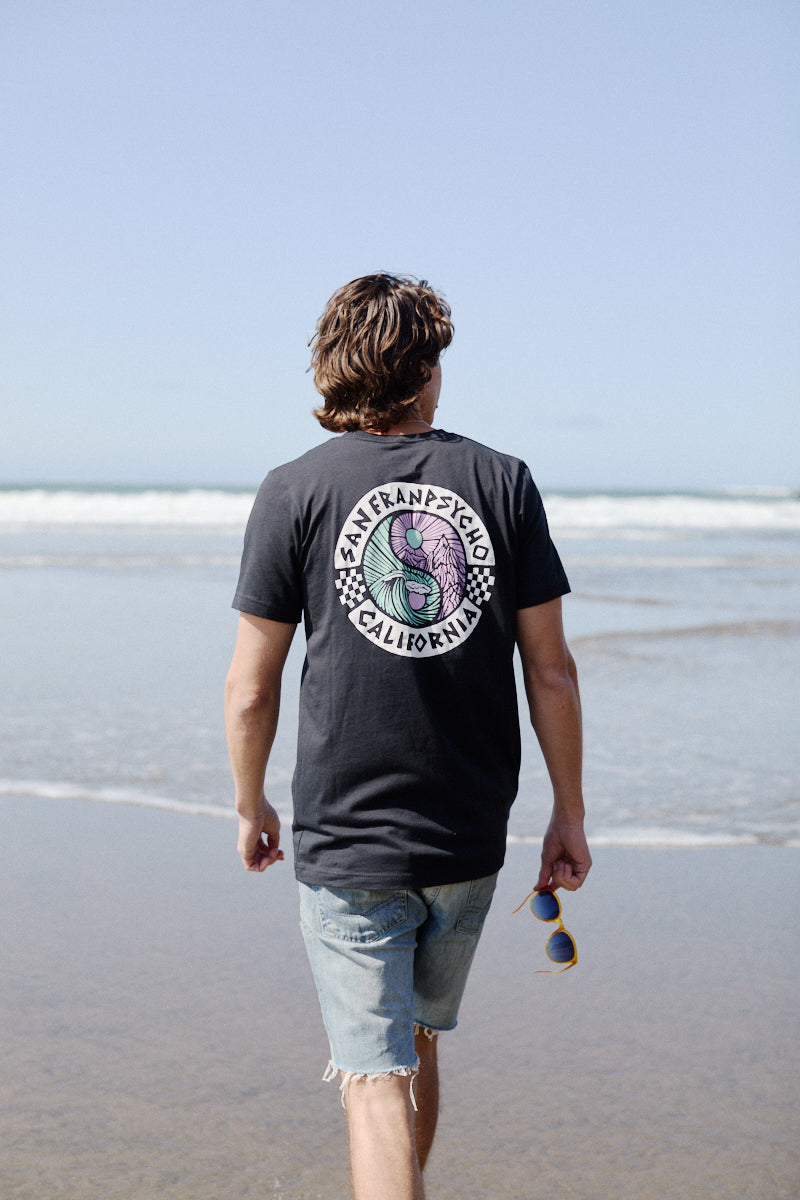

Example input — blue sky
[2,1,798,488]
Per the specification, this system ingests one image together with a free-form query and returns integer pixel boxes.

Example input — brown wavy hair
[310,273,454,432]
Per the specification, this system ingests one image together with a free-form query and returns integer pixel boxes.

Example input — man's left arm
[516,599,591,892]
[225,612,297,872]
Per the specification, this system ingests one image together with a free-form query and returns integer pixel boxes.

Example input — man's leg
[413,1029,439,1171]
[300,878,495,1197]
[300,884,428,1198]
[345,1073,425,1200]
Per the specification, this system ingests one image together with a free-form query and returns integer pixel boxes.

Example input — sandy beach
[2,795,798,1199]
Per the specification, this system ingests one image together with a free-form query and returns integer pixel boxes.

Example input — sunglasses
[513,887,577,973]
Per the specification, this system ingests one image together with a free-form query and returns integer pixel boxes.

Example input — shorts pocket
[317,887,409,944]
[455,873,498,935]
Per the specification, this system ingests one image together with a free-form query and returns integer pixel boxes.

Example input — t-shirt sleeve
[232,470,303,623]
[514,465,570,608]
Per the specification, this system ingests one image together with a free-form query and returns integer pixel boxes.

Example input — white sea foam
[585,826,763,848]
[508,826,766,849]
[0,779,302,826]
[0,488,254,528]
[566,554,800,569]
[0,779,237,819]
[543,492,800,533]
[0,554,241,568]
[3,781,795,848]
[1,487,799,531]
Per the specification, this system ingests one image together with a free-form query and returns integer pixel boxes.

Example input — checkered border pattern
[335,567,368,609]
[465,565,495,606]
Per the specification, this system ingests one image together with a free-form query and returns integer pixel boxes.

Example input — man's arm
[225,613,297,872]
[516,598,591,892]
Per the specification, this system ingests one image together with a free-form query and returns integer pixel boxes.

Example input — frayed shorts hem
[323,1060,422,1111]
[322,1027,441,1111]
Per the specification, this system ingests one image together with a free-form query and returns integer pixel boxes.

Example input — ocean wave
[0,779,239,820]
[544,492,800,532]
[0,554,240,568]
[567,554,800,568]
[508,827,799,849]
[2,781,798,849]
[1,487,800,531]
[0,488,254,527]
[572,618,800,645]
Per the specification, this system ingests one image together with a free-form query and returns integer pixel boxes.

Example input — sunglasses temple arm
[512,888,538,915]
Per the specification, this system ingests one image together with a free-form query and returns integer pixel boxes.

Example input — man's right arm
[225,612,296,872]
[516,598,591,892]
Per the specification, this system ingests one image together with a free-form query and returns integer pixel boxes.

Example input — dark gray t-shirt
[233,429,569,888]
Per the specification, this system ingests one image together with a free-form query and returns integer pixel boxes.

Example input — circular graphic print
[334,482,495,658]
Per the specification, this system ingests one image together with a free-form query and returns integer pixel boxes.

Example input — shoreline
[2,796,799,1199]
[4,786,799,851]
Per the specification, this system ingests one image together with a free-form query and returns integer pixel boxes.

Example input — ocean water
[1,484,798,849]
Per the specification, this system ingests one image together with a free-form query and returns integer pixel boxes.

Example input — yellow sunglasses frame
[512,887,577,973]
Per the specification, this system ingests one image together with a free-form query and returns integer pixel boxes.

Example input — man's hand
[536,818,592,892]
[237,796,285,872]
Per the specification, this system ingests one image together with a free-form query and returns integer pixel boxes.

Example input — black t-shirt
[233,429,569,888]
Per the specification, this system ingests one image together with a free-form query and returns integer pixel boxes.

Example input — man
[225,273,590,1200]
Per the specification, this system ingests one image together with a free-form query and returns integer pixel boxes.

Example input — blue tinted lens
[531,890,560,921]
[547,930,575,963]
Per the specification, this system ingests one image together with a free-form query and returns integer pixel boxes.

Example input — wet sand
[2,796,798,1199]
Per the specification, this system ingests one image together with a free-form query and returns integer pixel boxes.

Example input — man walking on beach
[225,273,590,1200]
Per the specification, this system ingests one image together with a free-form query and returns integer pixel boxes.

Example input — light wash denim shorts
[299,874,498,1079]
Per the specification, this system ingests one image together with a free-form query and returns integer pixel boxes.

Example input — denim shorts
[299,874,498,1077]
